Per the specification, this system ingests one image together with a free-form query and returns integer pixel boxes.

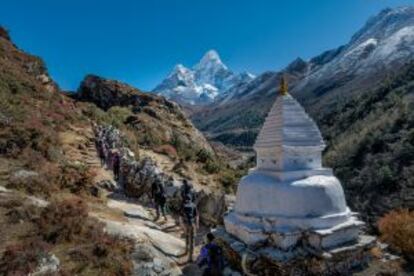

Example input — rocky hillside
[0,27,138,275]
[153,50,255,105]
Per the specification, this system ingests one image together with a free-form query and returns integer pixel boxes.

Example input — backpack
[153,182,166,203]
[183,202,196,224]
[181,185,195,202]
[207,244,224,275]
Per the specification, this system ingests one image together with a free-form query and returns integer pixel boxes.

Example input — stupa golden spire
[279,75,288,96]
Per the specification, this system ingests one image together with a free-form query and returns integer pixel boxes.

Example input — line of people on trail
[94,125,224,274]
[95,125,124,182]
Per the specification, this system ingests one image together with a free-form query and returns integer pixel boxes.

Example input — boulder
[32,254,60,276]
[97,179,118,191]
[11,169,39,180]
[132,244,181,276]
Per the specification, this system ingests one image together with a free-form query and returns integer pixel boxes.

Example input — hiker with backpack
[181,179,195,203]
[112,151,120,180]
[151,179,167,221]
[181,194,199,262]
[197,233,224,276]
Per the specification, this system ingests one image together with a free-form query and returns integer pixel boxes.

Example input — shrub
[36,198,133,274]
[58,163,96,195]
[378,209,414,260]
[0,239,50,275]
[69,234,134,275]
[37,198,91,243]
[197,148,213,163]
[106,106,132,127]
[219,170,238,193]
[203,159,220,174]
[6,204,41,224]
[1,197,134,275]
[171,134,197,161]
[7,170,56,197]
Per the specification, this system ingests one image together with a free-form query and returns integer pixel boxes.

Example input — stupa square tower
[224,77,368,253]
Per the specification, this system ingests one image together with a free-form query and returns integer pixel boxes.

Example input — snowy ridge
[153,50,255,105]
[292,6,414,94]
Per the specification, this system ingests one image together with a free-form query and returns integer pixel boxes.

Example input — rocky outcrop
[0,26,11,41]
[77,75,176,111]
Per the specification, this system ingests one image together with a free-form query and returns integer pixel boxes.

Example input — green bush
[203,159,220,174]
[197,148,213,163]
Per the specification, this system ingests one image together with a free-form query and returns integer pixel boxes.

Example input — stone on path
[0,185,10,193]
[103,198,186,257]
[108,198,154,221]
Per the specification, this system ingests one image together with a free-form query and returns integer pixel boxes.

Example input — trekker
[112,152,120,180]
[181,179,195,203]
[197,233,224,276]
[181,195,199,262]
[96,139,105,166]
[151,179,167,221]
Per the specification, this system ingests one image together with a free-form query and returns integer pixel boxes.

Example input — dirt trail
[72,125,208,274]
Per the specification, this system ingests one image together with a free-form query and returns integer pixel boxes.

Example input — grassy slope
[0,30,134,275]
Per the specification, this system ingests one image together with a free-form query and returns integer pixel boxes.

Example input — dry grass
[378,209,414,260]
[154,144,178,160]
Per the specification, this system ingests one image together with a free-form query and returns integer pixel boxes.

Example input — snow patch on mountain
[374,25,414,58]
[153,50,255,105]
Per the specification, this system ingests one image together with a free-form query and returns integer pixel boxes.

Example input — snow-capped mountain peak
[153,50,255,105]
[194,49,228,71]
[170,64,191,77]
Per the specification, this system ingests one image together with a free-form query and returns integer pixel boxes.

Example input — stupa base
[213,226,376,275]
[224,211,365,250]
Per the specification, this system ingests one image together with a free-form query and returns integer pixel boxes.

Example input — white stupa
[224,77,364,252]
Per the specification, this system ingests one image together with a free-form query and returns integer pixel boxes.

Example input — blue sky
[1,0,413,91]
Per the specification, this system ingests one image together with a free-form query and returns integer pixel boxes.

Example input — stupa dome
[235,173,349,225]
[224,81,364,250]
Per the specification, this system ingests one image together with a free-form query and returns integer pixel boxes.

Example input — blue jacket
[196,243,224,272]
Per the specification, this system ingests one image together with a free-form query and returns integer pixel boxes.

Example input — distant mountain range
[153,50,255,105]
[191,6,414,147]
